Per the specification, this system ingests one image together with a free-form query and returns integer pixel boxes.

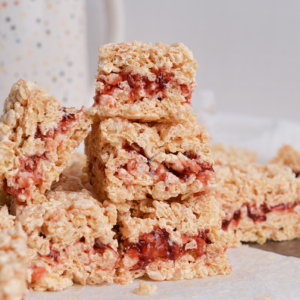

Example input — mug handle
[104,0,125,43]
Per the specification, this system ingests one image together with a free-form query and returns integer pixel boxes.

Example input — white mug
[0,0,124,108]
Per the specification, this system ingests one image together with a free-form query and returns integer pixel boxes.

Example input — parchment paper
[28,246,300,300]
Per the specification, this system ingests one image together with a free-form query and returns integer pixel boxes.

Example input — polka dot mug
[0,0,124,108]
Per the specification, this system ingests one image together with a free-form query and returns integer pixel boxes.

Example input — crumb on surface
[134,280,157,296]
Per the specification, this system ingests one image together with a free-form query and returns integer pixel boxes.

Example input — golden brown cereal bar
[112,194,231,285]
[16,189,118,291]
[85,118,215,203]
[94,41,198,123]
[215,160,300,246]
[0,79,95,204]
[0,223,27,300]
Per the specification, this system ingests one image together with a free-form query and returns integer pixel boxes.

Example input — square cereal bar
[94,41,198,123]
[0,79,95,204]
[271,144,300,176]
[85,118,215,203]
[110,194,231,284]
[215,161,300,246]
[0,223,27,300]
[16,189,118,291]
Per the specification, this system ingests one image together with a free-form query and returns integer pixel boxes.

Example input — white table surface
[28,246,300,300]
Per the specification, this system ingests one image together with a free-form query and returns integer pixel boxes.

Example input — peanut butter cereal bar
[271,144,300,176]
[215,162,300,246]
[0,223,27,300]
[94,41,198,123]
[0,79,95,204]
[85,118,215,203]
[112,194,231,285]
[16,189,118,291]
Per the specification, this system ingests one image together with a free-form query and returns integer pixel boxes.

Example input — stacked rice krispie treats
[0,42,232,296]
[86,41,231,284]
[212,145,300,247]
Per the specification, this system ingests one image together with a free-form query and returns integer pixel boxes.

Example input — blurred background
[1,0,300,159]
[0,0,300,121]
[123,0,300,122]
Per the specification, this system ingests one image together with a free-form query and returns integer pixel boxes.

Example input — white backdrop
[1,1,299,123]
[119,0,300,122]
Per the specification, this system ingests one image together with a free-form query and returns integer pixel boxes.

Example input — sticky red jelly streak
[96,68,193,104]
[123,227,211,271]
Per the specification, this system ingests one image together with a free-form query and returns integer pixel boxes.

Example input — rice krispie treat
[85,118,215,203]
[94,41,198,123]
[271,144,300,176]
[0,79,95,204]
[16,189,118,291]
[215,162,300,246]
[212,144,257,166]
[0,223,27,300]
[111,194,231,285]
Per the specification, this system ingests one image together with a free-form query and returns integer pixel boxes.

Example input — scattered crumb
[134,280,157,296]
[264,296,272,300]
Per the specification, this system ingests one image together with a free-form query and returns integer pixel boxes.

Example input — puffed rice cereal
[0,79,95,204]
[214,146,300,246]
[94,41,198,123]
[111,194,231,285]
[85,118,215,203]
[16,189,118,291]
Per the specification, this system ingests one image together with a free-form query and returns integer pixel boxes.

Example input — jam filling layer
[45,238,118,263]
[123,227,211,271]
[31,237,119,282]
[6,109,76,200]
[222,202,297,231]
[95,68,193,104]
[5,154,46,200]
[122,142,214,188]
[35,109,76,139]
